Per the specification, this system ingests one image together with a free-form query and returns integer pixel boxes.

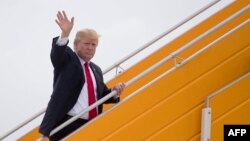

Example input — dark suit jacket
[39,37,119,136]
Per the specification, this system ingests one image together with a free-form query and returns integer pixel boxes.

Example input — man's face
[74,37,98,62]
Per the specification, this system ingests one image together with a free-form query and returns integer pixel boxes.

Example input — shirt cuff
[56,36,69,46]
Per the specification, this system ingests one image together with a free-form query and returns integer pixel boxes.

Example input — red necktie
[84,62,98,120]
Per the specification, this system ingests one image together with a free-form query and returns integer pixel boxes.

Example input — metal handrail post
[201,72,250,141]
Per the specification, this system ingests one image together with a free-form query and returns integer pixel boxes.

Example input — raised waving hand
[55,11,74,38]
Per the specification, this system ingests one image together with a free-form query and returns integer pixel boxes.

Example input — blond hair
[73,28,99,45]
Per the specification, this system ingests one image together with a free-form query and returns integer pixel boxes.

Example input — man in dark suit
[39,11,125,141]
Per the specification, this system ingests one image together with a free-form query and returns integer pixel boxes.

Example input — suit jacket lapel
[73,53,85,83]
[89,63,102,100]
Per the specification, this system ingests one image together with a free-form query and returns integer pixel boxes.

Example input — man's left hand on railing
[112,83,126,98]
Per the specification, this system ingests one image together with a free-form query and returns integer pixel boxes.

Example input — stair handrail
[38,4,250,140]
[201,72,250,141]
[0,1,221,140]
[0,109,44,141]
[205,72,250,108]
[102,0,221,74]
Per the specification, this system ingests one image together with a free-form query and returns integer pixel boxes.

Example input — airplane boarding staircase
[1,0,249,140]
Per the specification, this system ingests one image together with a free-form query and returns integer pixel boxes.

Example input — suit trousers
[49,115,88,141]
